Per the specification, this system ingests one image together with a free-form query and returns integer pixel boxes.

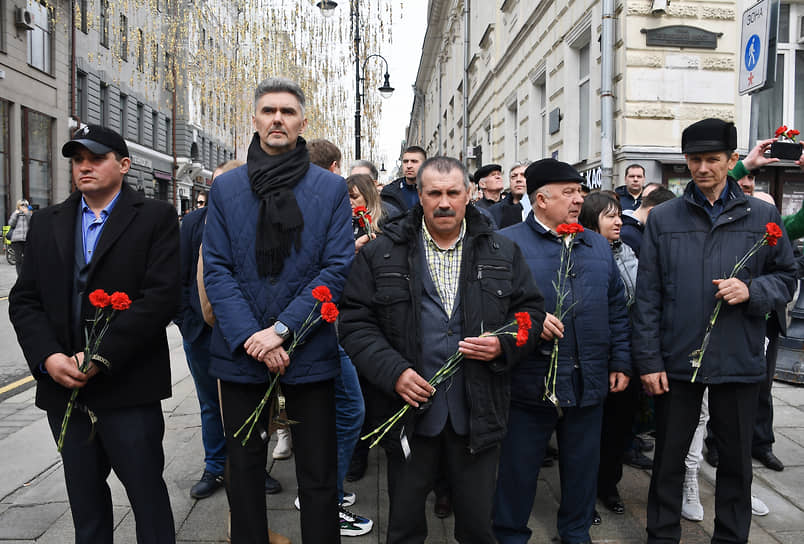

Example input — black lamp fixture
[317,1,394,159]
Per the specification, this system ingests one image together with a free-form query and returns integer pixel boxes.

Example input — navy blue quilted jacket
[202,163,354,384]
[499,213,631,408]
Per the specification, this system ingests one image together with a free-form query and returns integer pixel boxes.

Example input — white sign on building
[739,0,773,95]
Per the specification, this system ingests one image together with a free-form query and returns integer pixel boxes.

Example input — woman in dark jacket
[579,192,641,519]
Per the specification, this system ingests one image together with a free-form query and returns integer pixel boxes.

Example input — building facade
[407,0,804,201]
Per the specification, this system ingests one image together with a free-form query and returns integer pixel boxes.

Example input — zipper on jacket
[476,264,508,279]
[376,272,410,280]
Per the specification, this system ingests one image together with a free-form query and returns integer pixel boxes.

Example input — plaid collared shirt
[421,218,466,317]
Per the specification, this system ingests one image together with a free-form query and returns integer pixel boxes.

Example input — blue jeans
[493,402,604,544]
[335,346,365,502]
[183,328,226,475]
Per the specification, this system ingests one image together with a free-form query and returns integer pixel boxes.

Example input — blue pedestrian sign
[745,34,760,72]
[739,0,777,95]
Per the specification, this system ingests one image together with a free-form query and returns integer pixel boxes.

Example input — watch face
[275,321,289,337]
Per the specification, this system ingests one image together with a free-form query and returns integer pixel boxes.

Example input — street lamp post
[317,0,394,160]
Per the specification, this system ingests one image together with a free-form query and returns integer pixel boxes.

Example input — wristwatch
[274,320,291,339]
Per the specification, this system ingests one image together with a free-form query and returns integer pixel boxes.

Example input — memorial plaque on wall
[641,26,722,49]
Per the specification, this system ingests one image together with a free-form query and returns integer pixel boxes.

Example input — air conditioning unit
[14,8,34,31]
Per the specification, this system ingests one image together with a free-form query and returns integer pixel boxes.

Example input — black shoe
[705,446,719,468]
[346,451,368,482]
[637,436,654,452]
[434,494,451,518]
[753,450,784,472]
[542,454,554,467]
[592,509,601,525]
[624,449,653,469]
[265,472,282,494]
[190,470,224,499]
[601,494,625,514]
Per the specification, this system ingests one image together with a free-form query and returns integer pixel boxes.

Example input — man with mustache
[339,156,545,543]
[492,158,631,544]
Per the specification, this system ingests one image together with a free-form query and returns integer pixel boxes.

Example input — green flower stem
[233,302,326,446]
[689,234,769,382]
[362,321,523,448]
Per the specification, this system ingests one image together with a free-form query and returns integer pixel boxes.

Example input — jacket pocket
[372,271,411,340]
[477,263,513,329]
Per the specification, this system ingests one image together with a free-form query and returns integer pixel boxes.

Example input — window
[119,14,127,60]
[78,0,88,33]
[119,94,129,137]
[0,0,6,53]
[137,102,144,144]
[531,75,547,160]
[506,98,518,162]
[100,84,108,126]
[27,1,52,74]
[165,118,171,154]
[21,107,53,209]
[76,72,87,121]
[137,29,144,72]
[151,111,158,148]
[165,52,172,90]
[100,0,109,47]
[754,3,804,142]
[577,42,591,160]
[0,100,9,223]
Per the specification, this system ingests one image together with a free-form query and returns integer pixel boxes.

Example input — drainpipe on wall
[600,0,615,188]
[463,0,470,165]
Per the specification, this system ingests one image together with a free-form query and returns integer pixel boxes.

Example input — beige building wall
[408,0,751,190]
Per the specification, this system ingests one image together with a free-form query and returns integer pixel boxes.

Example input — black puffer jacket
[633,179,796,383]
[338,205,545,453]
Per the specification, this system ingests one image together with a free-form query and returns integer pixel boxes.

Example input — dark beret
[473,164,502,182]
[682,118,737,154]
[525,158,585,195]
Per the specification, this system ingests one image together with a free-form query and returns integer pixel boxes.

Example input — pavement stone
[0,323,802,543]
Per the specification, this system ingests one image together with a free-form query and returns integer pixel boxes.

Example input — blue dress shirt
[81,191,121,263]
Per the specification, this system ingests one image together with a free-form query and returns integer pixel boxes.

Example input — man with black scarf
[203,77,354,543]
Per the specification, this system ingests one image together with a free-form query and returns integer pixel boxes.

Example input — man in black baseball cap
[10,122,180,542]
[62,124,130,159]
[473,163,503,210]
[632,117,796,543]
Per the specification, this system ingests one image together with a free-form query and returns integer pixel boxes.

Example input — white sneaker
[294,491,355,511]
[751,495,769,516]
[681,476,704,521]
[272,428,292,460]
[339,505,373,537]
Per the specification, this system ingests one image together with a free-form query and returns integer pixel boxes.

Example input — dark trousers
[493,402,604,544]
[385,420,499,544]
[220,379,339,544]
[597,378,639,499]
[753,332,777,454]
[46,402,175,544]
[647,380,759,544]
[11,240,25,275]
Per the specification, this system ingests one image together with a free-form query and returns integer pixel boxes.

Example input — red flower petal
[88,289,111,308]
[320,302,339,323]
[109,292,131,311]
[312,285,333,302]
[775,125,788,137]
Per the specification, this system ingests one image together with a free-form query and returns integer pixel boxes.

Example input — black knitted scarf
[246,133,310,277]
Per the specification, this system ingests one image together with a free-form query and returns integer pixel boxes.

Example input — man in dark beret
[473,163,504,210]
[632,118,796,543]
[492,158,631,544]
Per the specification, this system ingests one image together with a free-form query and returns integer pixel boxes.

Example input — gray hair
[509,160,531,172]
[416,156,471,192]
[254,77,306,114]
[349,159,379,180]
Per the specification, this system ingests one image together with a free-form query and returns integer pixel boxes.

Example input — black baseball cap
[525,158,585,195]
[681,118,737,154]
[62,124,129,158]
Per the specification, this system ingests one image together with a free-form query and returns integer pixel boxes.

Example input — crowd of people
[7,76,804,544]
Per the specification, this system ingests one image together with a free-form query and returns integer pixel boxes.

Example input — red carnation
[516,328,529,347]
[775,125,788,137]
[88,289,111,308]
[556,223,584,236]
[353,206,368,216]
[109,292,131,311]
[515,312,532,331]
[320,302,339,323]
[312,285,333,302]
[765,222,783,246]
[358,212,373,228]
[787,129,800,139]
